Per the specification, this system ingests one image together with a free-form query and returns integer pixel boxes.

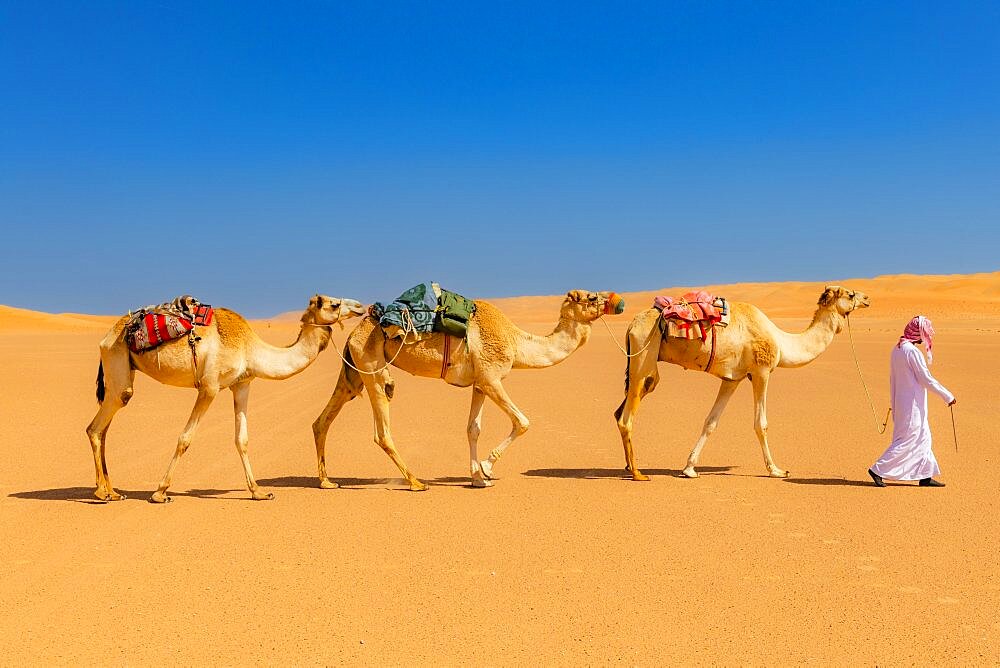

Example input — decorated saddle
[125,295,214,353]
[371,283,477,340]
[653,291,729,341]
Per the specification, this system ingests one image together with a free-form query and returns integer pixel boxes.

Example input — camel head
[561,290,623,322]
[818,285,871,322]
[302,295,367,327]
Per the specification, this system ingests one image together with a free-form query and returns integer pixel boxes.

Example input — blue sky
[2,1,998,316]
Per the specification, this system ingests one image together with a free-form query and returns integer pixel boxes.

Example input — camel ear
[818,287,836,306]
[309,295,319,308]
[566,290,585,303]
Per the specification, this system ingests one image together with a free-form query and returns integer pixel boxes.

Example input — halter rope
[846,313,891,434]
[600,316,659,358]
[330,309,420,376]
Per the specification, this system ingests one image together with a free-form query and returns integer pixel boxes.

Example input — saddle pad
[654,291,730,342]
[127,313,193,352]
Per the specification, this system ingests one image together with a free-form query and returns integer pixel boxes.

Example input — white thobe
[871,341,954,480]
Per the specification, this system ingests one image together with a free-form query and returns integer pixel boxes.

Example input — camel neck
[774,306,843,368]
[249,324,331,380]
[513,315,592,369]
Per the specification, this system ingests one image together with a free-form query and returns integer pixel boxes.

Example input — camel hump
[212,308,253,349]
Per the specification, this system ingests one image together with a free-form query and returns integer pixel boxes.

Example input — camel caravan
[86,283,869,502]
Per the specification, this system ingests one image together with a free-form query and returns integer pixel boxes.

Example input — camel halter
[846,313,891,435]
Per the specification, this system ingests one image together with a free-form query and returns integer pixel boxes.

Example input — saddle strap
[441,334,452,379]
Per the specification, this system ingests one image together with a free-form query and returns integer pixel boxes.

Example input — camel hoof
[680,467,699,478]
[149,492,171,504]
[769,469,789,479]
[630,471,650,482]
[252,491,275,501]
[409,480,429,492]
[479,460,495,480]
[319,479,340,490]
[94,490,126,502]
[471,477,493,488]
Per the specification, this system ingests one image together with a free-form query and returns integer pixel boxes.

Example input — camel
[86,295,366,503]
[614,285,870,479]
[311,290,618,490]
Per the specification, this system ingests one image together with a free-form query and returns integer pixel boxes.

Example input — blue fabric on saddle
[371,282,478,339]
[371,283,438,335]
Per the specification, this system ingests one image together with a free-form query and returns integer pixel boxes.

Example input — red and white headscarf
[899,315,935,363]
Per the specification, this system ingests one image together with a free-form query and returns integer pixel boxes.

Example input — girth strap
[440,334,452,379]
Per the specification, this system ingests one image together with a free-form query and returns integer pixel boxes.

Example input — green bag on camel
[434,287,476,338]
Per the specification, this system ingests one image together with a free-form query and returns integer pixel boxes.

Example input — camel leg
[478,381,529,481]
[311,365,365,489]
[614,364,660,482]
[231,382,273,501]
[467,388,490,487]
[363,374,427,491]
[85,353,134,501]
[749,370,787,478]
[150,388,218,503]
[86,397,127,501]
[681,379,741,478]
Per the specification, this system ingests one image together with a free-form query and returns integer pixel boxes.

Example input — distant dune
[5,271,999,331]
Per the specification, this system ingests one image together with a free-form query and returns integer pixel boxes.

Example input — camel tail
[95,360,106,404]
[613,336,630,421]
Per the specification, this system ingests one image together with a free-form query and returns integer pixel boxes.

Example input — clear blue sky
[2,1,998,316]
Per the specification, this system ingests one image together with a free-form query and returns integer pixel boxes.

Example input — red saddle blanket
[125,296,214,353]
[653,291,727,341]
[127,313,193,352]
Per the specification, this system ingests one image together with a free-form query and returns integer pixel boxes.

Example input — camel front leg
[749,370,786,478]
[231,382,273,500]
[150,388,217,503]
[311,365,365,489]
[478,381,529,481]
[467,388,489,487]
[682,379,741,478]
[363,374,427,491]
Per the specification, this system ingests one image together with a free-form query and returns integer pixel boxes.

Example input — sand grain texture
[1,273,998,664]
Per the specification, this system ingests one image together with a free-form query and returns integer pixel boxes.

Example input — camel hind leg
[681,378,740,478]
[85,346,134,501]
[362,373,427,491]
[614,328,661,481]
[311,361,369,489]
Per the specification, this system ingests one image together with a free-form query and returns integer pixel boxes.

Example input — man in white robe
[869,315,956,487]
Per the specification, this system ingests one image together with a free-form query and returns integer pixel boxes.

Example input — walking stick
[950,404,959,452]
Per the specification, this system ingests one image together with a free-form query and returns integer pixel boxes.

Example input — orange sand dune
[1,271,998,664]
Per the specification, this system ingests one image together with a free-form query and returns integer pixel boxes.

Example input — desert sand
[1,273,998,664]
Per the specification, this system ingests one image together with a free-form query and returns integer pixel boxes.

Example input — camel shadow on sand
[7,486,246,503]
[257,475,474,490]
[521,466,735,480]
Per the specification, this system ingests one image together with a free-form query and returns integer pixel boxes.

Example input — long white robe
[871,340,954,480]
